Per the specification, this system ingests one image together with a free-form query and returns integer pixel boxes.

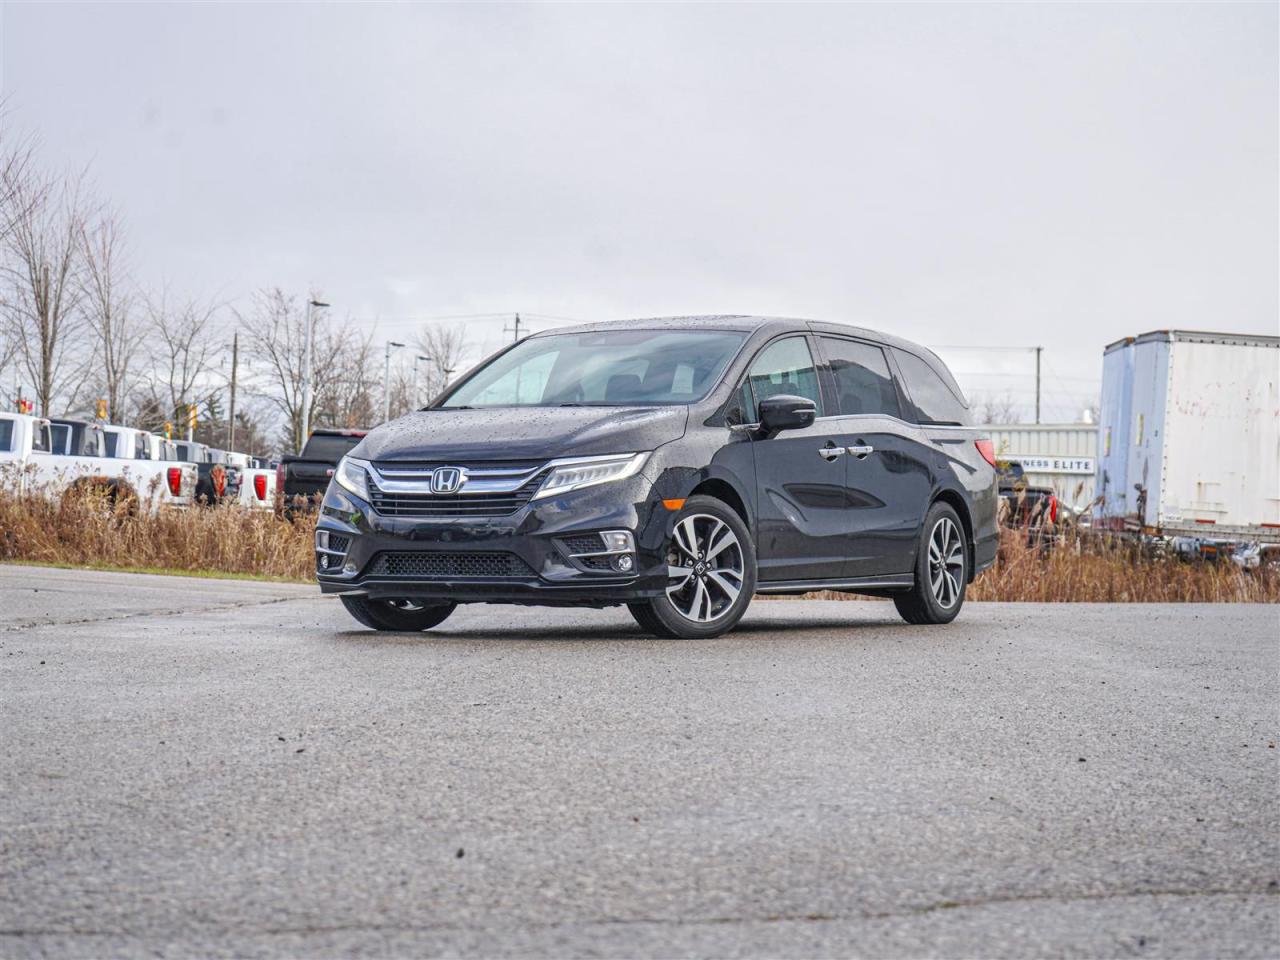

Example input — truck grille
[367,469,549,518]
[365,551,535,579]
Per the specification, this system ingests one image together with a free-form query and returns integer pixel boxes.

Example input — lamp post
[299,298,329,450]
[383,341,405,423]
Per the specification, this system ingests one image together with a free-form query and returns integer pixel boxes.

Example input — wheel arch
[931,487,977,582]
[688,477,751,530]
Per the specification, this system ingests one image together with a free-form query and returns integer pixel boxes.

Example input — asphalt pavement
[2,564,1277,958]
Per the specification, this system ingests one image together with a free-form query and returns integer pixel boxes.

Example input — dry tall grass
[1,489,1275,601]
[0,488,314,580]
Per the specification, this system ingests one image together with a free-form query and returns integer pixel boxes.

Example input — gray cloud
[2,1,1275,418]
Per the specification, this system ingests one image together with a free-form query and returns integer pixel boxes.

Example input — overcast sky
[2,1,1276,420]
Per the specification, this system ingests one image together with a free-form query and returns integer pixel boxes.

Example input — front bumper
[314,474,673,607]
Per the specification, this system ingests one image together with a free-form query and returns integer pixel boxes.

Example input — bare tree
[0,163,92,416]
[317,329,378,431]
[415,323,470,402]
[145,285,218,424]
[79,210,144,423]
[240,288,377,451]
[973,392,1023,425]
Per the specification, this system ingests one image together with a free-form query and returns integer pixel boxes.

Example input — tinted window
[742,336,823,422]
[442,329,746,408]
[301,434,364,461]
[894,349,969,425]
[821,338,901,418]
[0,419,12,453]
[50,424,70,455]
[104,432,120,457]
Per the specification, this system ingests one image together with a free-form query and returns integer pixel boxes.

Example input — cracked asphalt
[1,564,1277,958]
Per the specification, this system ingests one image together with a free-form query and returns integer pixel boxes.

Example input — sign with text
[1007,455,1095,475]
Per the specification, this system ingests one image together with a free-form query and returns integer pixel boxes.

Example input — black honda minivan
[316,317,999,638]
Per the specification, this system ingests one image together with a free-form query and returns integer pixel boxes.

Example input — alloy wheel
[666,513,746,623]
[928,517,965,609]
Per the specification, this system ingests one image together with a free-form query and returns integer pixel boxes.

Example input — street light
[300,298,330,450]
[383,341,406,423]
[411,354,432,410]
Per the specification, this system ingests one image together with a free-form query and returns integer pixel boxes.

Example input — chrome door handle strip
[847,445,874,458]
[818,446,846,461]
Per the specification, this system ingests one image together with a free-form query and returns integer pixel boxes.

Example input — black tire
[340,595,457,632]
[628,495,756,639]
[894,501,968,625]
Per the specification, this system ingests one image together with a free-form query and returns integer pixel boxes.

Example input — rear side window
[741,336,823,423]
[0,419,12,452]
[820,338,901,418]
[301,434,364,461]
[50,424,70,454]
[104,432,119,457]
[894,349,969,426]
[31,424,50,453]
[135,435,149,459]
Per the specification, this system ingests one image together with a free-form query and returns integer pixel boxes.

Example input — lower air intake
[366,551,535,579]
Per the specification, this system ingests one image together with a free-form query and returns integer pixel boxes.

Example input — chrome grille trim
[367,461,546,495]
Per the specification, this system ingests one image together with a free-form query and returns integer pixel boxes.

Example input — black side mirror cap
[757,395,817,436]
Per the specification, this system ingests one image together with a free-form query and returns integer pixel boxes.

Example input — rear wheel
[340,595,457,632]
[628,495,756,639]
[894,501,968,625]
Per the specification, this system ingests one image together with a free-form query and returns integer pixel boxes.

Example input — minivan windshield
[440,329,746,408]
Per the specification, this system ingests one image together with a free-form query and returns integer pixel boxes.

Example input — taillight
[254,474,267,501]
[1049,495,1059,524]
[975,439,998,467]
[167,467,182,497]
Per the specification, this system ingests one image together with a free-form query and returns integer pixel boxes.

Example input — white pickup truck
[102,425,198,509]
[0,413,197,510]
[228,452,277,510]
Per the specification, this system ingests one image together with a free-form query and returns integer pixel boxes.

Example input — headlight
[334,456,371,501]
[533,453,648,500]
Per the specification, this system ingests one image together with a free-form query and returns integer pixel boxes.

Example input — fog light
[318,553,329,570]
[612,554,635,573]
[342,561,357,576]
[601,530,635,553]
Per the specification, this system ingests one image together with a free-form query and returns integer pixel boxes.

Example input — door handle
[818,445,846,461]
[846,445,874,459]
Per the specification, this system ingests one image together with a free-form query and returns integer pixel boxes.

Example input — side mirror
[757,394,817,436]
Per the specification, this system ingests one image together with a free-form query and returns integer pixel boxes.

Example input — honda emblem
[431,466,465,494]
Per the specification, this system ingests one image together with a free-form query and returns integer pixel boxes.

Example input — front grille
[327,534,351,554]
[367,470,549,518]
[365,551,535,579]
[559,533,605,555]
[577,555,615,571]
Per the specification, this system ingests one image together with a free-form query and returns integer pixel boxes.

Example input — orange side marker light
[662,498,686,511]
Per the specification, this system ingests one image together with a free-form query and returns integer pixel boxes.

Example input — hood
[354,405,689,462]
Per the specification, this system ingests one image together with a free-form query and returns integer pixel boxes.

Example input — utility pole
[228,331,239,451]
[1034,345,1043,425]
[504,313,528,342]
[383,341,405,423]
[412,354,431,409]
[300,298,330,451]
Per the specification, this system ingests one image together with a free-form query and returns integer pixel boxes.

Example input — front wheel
[894,502,968,625]
[340,595,457,632]
[628,495,756,639]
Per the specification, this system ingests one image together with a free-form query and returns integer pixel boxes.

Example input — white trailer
[1095,330,1280,547]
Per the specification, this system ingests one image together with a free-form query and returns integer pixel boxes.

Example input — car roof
[537,314,934,356]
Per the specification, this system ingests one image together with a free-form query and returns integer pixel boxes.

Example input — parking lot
[2,564,1277,958]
